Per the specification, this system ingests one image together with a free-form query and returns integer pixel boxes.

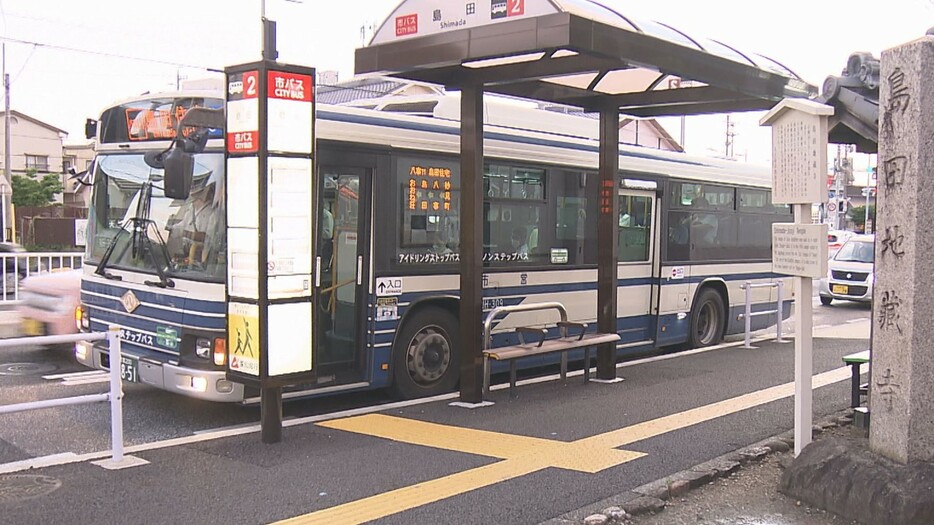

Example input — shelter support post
[261,386,283,444]
[596,106,620,380]
[459,84,485,403]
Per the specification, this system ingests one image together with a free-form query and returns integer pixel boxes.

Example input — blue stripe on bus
[319,110,706,167]
[392,272,783,302]
[81,280,226,314]
[81,291,225,330]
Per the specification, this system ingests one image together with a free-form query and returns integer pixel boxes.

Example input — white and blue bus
[75,89,790,402]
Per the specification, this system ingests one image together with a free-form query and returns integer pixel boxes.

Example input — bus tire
[390,306,460,399]
[689,288,725,347]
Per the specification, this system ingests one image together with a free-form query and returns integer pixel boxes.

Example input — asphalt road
[0,290,871,524]
[0,284,867,461]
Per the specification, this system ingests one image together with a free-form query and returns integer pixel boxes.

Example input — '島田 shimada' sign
[772,223,828,278]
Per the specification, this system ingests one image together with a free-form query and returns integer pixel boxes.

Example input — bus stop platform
[0,322,869,525]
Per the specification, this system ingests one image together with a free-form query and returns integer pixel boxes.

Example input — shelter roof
[357,0,817,116]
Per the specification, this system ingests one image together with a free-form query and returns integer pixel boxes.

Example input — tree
[11,169,62,207]
[847,204,876,233]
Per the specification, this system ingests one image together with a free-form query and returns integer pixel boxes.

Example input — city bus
[75,88,790,403]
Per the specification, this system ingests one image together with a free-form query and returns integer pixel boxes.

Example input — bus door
[315,167,370,383]
[617,187,660,344]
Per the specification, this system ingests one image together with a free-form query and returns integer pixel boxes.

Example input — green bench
[842,350,870,408]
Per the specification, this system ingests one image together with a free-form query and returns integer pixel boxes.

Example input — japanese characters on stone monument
[870,36,934,465]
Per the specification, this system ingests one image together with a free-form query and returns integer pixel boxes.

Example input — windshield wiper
[95,181,175,288]
[95,223,129,281]
[134,218,175,289]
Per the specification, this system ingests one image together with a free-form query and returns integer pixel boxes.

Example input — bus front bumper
[75,340,245,403]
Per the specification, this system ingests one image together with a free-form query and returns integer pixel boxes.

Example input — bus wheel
[390,307,460,399]
[689,288,725,347]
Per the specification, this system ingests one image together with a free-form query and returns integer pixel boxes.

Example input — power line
[0,36,223,73]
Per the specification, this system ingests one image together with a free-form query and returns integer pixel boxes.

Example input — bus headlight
[213,338,227,366]
[195,338,212,359]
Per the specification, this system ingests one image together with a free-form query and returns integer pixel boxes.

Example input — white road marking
[42,370,107,380]
[42,370,110,386]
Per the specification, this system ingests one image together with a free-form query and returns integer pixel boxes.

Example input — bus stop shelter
[356,0,817,403]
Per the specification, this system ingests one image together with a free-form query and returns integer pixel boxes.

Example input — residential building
[0,110,94,207]
[62,142,95,207]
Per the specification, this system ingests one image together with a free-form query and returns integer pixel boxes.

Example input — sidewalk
[550,412,864,525]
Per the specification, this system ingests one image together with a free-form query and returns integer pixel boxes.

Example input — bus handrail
[483,301,568,350]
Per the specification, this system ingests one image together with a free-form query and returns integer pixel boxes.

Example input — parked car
[827,230,856,258]
[17,269,82,340]
[819,234,874,306]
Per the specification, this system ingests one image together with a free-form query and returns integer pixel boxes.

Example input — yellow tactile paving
[318,414,646,472]
[273,365,856,525]
[319,413,554,459]
[580,365,851,449]
[275,459,545,525]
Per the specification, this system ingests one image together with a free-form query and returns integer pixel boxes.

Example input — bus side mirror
[163,143,193,199]
[85,119,98,140]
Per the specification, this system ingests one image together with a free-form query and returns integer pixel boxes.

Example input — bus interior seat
[528,227,538,253]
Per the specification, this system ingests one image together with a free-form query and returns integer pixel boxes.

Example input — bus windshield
[86,152,226,282]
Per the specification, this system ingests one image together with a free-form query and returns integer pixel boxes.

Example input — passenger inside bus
[511,226,529,256]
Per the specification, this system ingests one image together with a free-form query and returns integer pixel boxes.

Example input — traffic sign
[827,202,837,213]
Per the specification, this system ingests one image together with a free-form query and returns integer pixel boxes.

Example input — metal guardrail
[0,326,134,469]
[738,281,786,349]
[0,251,83,301]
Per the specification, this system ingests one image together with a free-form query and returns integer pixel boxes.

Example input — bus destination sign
[407,165,453,212]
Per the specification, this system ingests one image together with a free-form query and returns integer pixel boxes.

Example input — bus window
[397,157,461,265]
[619,195,652,262]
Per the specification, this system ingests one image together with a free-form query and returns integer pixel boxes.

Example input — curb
[541,408,855,525]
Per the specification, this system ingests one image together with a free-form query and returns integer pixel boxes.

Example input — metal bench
[842,350,870,408]
[482,302,621,398]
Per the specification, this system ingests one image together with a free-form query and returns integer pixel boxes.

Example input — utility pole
[3,44,11,243]
[724,114,735,158]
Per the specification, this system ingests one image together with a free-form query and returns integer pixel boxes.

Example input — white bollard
[743,282,753,349]
[775,280,785,343]
[107,325,125,463]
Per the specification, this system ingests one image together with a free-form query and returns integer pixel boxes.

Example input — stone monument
[869,35,934,464]
[780,34,934,525]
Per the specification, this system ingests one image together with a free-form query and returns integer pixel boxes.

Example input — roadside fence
[0,250,83,301]
[739,281,786,349]
[0,326,139,469]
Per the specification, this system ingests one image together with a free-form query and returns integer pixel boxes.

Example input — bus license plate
[119,356,138,383]
[832,284,848,295]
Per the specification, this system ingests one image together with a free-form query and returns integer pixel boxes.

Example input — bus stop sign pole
[224,60,318,443]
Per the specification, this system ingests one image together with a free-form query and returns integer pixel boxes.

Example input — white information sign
[771,223,828,278]
[267,302,313,376]
[74,219,88,247]
[760,99,833,205]
[371,0,558,45]
[376,277,403,296]
[266,157,313,299]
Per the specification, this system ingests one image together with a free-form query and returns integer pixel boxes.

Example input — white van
[818,234,874,305]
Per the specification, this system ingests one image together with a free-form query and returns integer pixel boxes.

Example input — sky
[2,0,932,175]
